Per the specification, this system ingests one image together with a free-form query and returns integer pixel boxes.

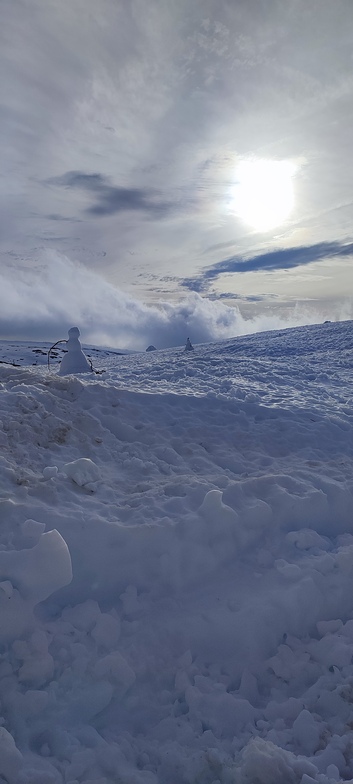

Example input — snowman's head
[68,327,80,338]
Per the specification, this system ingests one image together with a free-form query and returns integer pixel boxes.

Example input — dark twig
[47,340,67,370]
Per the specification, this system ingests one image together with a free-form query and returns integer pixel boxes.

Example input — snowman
[59,327,92,375]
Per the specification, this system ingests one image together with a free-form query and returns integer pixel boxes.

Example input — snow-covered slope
[0,321,353,783]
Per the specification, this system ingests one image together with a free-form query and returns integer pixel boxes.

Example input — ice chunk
[63,457,101,487]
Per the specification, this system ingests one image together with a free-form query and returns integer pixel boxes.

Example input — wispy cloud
[48,171,174,217]
[182,241,353,292]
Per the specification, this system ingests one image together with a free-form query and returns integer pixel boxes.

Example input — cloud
[2,0,353,305]
[48,171,174,217]
[217,293,269,302]
[0,250,350,350]
[182,240,353,292]
[46,214,82,223]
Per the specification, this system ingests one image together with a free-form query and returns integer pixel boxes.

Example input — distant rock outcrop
[146,345,157,352]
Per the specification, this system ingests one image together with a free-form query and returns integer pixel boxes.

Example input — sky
[1,0,353,348]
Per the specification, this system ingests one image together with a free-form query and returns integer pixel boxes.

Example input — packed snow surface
[0,320,353,783]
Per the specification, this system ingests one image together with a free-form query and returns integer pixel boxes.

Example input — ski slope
[0,320,353,783]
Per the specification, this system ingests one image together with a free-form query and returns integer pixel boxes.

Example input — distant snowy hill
[0,320,353,783]
[0,339,130,370]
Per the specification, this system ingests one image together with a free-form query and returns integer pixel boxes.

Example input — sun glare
[230,159,296,232]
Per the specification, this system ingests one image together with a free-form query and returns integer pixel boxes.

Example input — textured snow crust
[0,321,353,782]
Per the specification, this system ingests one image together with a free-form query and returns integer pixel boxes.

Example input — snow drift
[0,319,353,782]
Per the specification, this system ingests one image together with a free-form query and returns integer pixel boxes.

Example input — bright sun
[230,159,296,232]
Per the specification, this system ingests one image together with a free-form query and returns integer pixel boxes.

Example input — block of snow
[275,559,301,579]
[19,689,49,717]
[120,584,141,616]
[286,528,331,550]
[91,613,121,649]
[94,651,136,696]
[0,529,72,605]
[199,489,242,543]
[19,651,54,687]
[42,465,59,480]
[30,629,49,654]
[292,709,320,755]
[317,619,343,637]
[341,619,353,641]
[61,599,101,631]
[186,685,256,737]
[63,748,96,780]
[239,738,317,784]
[326,763,341,781]
[0,727,23,783]
[63,457,101,487]
[21,519,46,537]
[80,779,109,784]
[68,680,115,722]
[0,580,13,598]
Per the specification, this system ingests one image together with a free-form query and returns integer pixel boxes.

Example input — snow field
[0,321,353,782]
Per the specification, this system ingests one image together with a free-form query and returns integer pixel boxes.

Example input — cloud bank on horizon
[0,251,351,350]
[1,0,353,327]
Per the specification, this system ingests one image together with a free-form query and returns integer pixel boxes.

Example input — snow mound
[63,457,101,487]
[0,321,353,782]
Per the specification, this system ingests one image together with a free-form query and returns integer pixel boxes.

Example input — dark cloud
[48,171,173,218]
[182,241,353,292]
[181,277,206,293]
[218,293,268,302]
[46,214,82,222]
[50,172,106,190]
